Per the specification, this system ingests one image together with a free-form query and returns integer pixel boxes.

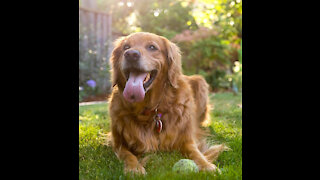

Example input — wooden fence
[79,7,113,94]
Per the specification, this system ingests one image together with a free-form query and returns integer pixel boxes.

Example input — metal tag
[154,112,162,133]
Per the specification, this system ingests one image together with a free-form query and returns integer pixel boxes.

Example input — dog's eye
[148,45,157,51]
[123,44,130,50]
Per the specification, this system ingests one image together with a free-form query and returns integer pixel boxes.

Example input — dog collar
[141,107,154,116]
[141,108,163,133]
[140,83,166,133]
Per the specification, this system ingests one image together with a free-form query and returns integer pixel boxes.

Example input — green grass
[79,92,242,180]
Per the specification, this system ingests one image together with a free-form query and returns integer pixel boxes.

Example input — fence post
[107,14,113,61]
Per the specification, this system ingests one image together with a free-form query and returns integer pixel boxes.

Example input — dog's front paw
[124,163,146,175]
[199,163,221,173]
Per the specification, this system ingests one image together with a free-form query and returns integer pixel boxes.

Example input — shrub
[79,32,112,97]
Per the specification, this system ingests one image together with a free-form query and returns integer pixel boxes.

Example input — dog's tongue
[123,72,148,103]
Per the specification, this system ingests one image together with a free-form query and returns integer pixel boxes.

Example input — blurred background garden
[79,0,242,102]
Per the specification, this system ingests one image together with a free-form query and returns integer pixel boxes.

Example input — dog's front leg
[181,140,220,173]
[115,146,146,174]
[111,128,146,175]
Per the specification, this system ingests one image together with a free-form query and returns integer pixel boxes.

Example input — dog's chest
[122,116,178,153]
[122,122,159,153]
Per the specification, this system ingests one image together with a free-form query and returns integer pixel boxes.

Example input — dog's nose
[124,50,140,61]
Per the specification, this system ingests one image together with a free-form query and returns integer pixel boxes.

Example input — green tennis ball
[172,159,199,173]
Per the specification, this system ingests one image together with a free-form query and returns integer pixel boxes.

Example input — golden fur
[108,32,226,174]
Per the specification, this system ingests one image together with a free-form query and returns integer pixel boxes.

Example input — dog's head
[110,32,182,103]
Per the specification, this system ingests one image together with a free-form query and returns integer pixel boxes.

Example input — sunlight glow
[230,1,235,7]
[127,12,136,25]
[233,61,241,72]
[181,2,188,7]
[127,12,140,32]
[127,2,133,7]
[208,4,215,9]
[230,21,234,26]
[236,0,241,3]
[118,2,124,6]
[234,66,240,72]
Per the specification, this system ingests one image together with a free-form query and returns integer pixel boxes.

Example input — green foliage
[135,0,198,38]
[230,60,242,93]
[79,33,111,98]
[174,0,242,91]
[79,0,242,96]
[79,92,242,179]
[180,37,230,73]
[179,34,241,91]
[198,69,230,91]
[79,89,86,102]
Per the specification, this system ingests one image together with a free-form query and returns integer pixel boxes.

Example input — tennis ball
[172,159,199,173]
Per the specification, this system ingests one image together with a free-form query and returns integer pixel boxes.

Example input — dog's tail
[196,126,230,163]
[204,144,230,162]
[197,138,230,162]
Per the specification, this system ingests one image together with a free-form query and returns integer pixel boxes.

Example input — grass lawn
[79,92,242,180]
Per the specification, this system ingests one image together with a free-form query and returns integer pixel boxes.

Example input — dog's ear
[109,37,125,87]
[163,38,182,88]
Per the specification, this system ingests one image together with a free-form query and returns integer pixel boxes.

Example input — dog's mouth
[123,69,157,103]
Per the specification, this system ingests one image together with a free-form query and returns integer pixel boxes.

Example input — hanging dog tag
[154,112,162,133]
[156,118,162,133]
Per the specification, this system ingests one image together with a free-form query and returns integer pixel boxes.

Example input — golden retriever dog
[109,32,226,174]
